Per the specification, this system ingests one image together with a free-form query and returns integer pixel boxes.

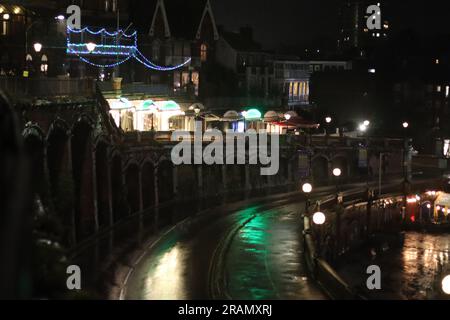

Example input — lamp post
[333,167,343,255]
[302,182,313,216]
[325,116,332,136]
[333,168,342,193]
[312,211,326,256]
[284,113,291,135]
[402,122,410,187]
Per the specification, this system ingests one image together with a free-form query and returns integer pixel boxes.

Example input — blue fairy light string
[67,27,192,71]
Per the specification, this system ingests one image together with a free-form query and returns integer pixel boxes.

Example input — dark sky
[212,0,449,50]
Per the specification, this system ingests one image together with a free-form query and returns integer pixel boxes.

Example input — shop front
[107,98,198,132]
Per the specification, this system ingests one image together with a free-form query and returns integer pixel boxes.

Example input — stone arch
[141,160,156,210]
[175,164,196,199]
[158,160,174,203]
[110,152,124,222]
[46,120,72,215]
[227,164,246,190]
[95,139,111,228]
[202,164,222,196]
[71,118,95,240]
[312,155,329,186]
[22,125,46,200]
[124,160,141,214]
[0,91,29,298]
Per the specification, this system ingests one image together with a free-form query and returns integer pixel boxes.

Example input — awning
[223,110,243,121]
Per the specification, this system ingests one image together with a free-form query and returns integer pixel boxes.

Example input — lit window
[1,19,8,36]
[437,86,442,93]
[446,86,449,98]
[436,59,440,65]
[200,44,207,62]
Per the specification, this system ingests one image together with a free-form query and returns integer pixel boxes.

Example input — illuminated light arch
[67,27,191,71]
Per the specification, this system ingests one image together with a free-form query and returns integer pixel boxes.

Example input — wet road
[336,232,450,299]
[123,199,326,300]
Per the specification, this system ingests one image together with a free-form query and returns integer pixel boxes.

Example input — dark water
[336,232,450,299]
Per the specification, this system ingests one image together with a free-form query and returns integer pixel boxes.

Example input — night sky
[212,0,449,50]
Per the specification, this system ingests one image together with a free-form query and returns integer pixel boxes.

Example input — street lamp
[333,167,342,196]
[359,123,368,132]
[33,42,42,53]
[312,211,326,225]
[333,168,342,177]
[56,15,65,21]
[403,122,409,129]
[442,275,450,295]
[325,117,332,136]
[302,182,313,215]
[363,120,370,127]
[302,183,313,194]
[284,113,291,135]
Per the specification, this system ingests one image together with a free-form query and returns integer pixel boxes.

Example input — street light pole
[302,182,313,216]
[379,152,384,198]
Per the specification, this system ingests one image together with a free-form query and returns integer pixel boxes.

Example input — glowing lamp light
[436,206,441,211]
[33,43,43,53]
[415,195,421,201]
[426,204,432,209]
[243,109,262,120]
[442,275,450,295]
[284,113,292,121]
[313,212,326,225]
[359,124,367,132]
[325,117,332,124]
[407,198,417,204]
[333,168,342,177]
[86,42,97,53]
[302,183,313,194]
[363,120,370,126]
[403,122,409,129]
[3,13,10,20]
[56,15,65,21]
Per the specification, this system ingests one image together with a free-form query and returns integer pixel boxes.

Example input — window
[1,21,8,36]
[40,55,48,74]
[152,42,160,61]
[191,72,199,96]
[200,44,207,62]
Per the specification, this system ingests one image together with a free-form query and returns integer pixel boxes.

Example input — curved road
[122,198,326,300]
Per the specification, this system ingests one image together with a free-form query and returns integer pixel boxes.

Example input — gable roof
[130,0,159,34]
[221,31,262,53]
[163,0,207,39]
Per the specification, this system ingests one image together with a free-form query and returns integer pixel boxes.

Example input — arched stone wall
[71,119,95,240]
[141,161,155,210]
